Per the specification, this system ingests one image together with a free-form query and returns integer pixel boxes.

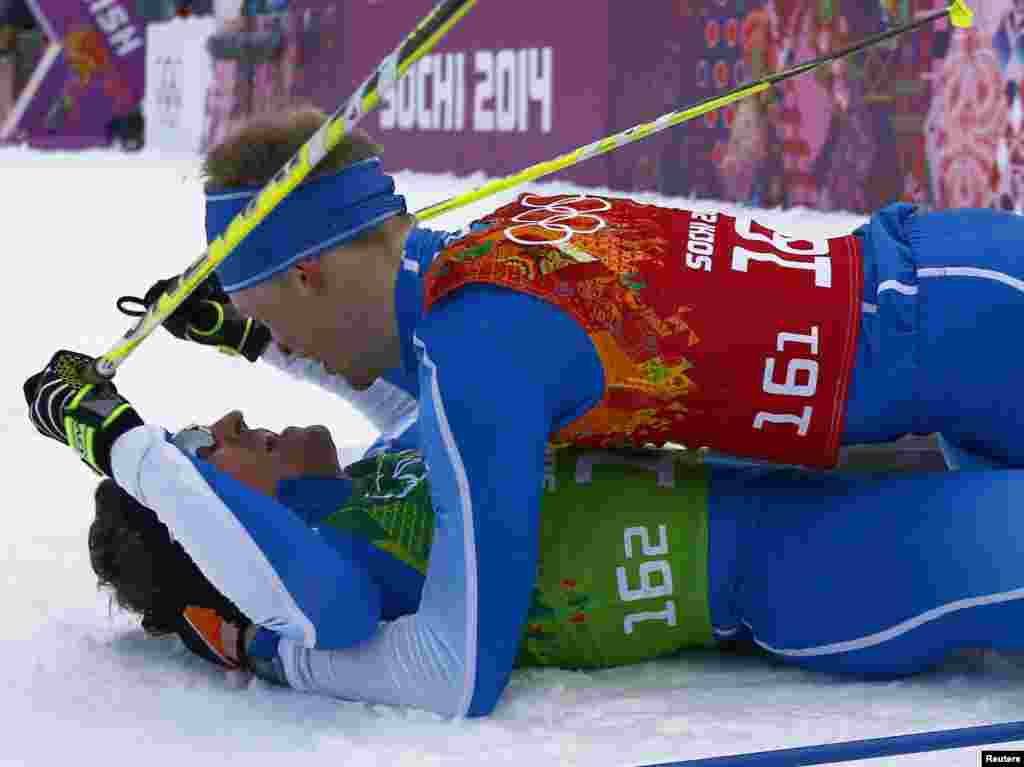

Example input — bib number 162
[616,524,677,636]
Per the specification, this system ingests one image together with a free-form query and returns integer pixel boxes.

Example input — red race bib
[426,195,863,468]
[672,211,862,466]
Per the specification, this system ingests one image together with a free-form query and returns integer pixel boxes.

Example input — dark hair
[89,479,247,635]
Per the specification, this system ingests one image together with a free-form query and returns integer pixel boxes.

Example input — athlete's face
[189,410,342,497]
[229,216,414,391]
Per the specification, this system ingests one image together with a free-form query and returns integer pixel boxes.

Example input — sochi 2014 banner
[197,0,1024,215]
[332,0,612,188]
[313,0,1024,214]
[1,0,145,148]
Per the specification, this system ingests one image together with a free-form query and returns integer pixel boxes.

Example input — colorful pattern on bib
[322,450,434,574]
[424,194,862,468]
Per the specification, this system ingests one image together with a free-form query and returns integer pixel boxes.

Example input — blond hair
[202,106,383,191]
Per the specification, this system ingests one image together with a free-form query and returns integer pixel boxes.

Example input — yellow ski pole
[89,0,477,381]
[415,0,973,223]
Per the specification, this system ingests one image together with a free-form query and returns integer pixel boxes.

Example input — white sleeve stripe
[918,266,1024,295]
[746,585,1024,657]
[414,334,478,718]
[110,425,318,647]
[877,279,918,297]
[34,379,70,440]
[866,267,1024,315]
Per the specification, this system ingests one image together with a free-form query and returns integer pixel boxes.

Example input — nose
[271,329,300,357]
[211,410,245,443]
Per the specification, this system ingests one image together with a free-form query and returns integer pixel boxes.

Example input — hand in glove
[177,606,286,686]
[118,274,271,362]
[24,350,144,477]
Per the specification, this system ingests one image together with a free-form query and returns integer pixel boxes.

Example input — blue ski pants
[709,466,1024,676]
[843,204,1024,465]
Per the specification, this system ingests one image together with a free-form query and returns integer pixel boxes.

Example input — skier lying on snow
[22,375,1024,710]
[24,103,1024,717]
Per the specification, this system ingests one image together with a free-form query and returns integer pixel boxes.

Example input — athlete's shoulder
[435,193,716,259]
[364,418,420,457]
[404,226,455,271]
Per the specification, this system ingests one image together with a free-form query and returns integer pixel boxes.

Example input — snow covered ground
[2,146,1023,767]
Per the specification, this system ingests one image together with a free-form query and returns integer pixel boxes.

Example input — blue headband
[207,158,407,293]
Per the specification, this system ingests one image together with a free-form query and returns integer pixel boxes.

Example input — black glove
[24,350,144,477]
[118,274,271,363]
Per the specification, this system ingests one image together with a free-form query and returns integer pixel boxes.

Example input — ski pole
[414,0,974,223]
[646,719,1024,767]
[88,0,477,382]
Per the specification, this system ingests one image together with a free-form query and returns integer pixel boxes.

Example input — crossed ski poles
[92,0,974,381]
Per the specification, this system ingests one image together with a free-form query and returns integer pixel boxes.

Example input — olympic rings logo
[154,55,183,128]
[504,194,611,246]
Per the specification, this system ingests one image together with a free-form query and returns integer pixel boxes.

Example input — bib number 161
[754,325,820,437]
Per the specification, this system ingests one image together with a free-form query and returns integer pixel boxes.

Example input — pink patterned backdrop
[200,0,1024,214]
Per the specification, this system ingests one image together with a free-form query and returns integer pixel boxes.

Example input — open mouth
[255,429,278,453]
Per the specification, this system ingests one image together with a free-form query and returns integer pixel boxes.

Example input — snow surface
[2,145,1023,767]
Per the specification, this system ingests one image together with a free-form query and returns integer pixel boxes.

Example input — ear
[293,258,326,293]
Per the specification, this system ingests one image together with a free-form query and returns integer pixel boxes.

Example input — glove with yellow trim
[23,350,144,477]
[134,274,271,362]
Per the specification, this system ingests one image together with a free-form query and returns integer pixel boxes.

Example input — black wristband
[241,321,272,362]
[85,406,144,477]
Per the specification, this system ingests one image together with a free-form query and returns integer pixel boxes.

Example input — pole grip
[950,0,974,28]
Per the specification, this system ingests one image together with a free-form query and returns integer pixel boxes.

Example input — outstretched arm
[23,351,383,651]
[110,424,382,649]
